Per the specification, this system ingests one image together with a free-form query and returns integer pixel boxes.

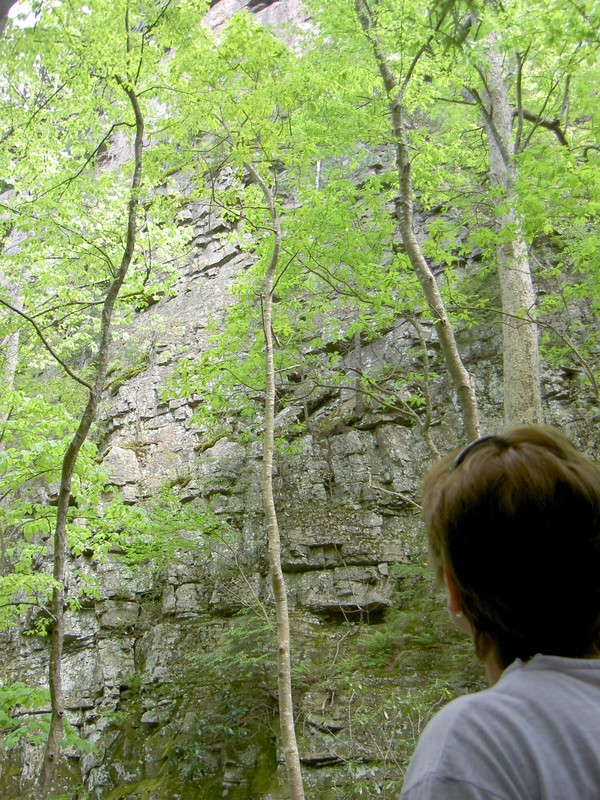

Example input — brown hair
[422,425,600,668]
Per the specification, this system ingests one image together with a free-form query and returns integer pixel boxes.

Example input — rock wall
[1,169,595,796]
[1,2,598,798]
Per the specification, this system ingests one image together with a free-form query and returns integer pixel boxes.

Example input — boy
[401,426,600,799]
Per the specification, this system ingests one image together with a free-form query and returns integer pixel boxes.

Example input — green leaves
[0,681,96,754]
[0,682,51,750]
[0,0,191,384]
[97,487,231,569]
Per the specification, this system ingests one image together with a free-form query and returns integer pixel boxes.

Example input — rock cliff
[0,2,597,798]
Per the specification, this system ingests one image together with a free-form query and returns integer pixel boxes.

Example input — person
[400,425,600,799]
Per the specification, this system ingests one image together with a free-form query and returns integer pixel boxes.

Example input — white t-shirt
[400,654,600,799]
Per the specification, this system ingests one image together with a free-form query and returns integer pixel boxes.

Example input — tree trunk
[35,84,145,800]
[392,101,480,439]
[479,43,543,426]
[0,225,25,408]
[245,161,305,800]
[356,0,480,441]
[0,0,18,37]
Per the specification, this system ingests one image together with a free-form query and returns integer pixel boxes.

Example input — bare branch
[519,108,568,147]
[519,79,562,151]
[37,122,135,203]
[514,48,530,153]
[401,0,453,95]
[454,302,599,402]
[0,298,92,390]
[467,83,512,168]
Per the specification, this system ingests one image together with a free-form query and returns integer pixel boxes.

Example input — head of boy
[422,425,600,670]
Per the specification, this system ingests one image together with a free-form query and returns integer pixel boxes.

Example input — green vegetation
[170,555,486,799]
[0,0,598,796]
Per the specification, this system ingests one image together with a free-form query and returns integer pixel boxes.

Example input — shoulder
[401,657,600,800]
[403,689,501,774]
[400,680,536,799]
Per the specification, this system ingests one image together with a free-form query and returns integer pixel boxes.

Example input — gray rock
[98,639,136,688]
[97,600,140,630]
[102,446,142,486]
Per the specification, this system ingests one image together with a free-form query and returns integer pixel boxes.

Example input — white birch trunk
[245,161,305,800]
[482,44,543,426]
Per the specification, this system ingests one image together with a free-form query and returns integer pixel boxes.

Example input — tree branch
[518,108,568,147]
[0,298,92,390]
[401,0,452,95]
[467,82,512,168]
[519,78,562,151]
[453,302,599,401]
[514,48,529,153]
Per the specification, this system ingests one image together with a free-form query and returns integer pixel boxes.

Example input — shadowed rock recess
[1,2,598,799]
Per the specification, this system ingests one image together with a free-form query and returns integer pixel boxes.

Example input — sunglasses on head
[451,434,498,471]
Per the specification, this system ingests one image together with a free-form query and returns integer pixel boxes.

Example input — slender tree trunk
[35,85,145,800]
[245,162,305,800]
[479,44,543,426]
[0,225,24,408]
[392,102,479,439]
[0,1,18,38]
[356,0,480,440]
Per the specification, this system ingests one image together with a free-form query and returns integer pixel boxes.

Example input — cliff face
[0,2,597,799]
[1,177,594,797]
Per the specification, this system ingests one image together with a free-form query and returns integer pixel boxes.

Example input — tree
[161,15,308,796]
[471,39,543,425]
[311,0,598,430]
[0,0,18,36]
[299,0,481,440]
[0,2,191,794]
[0,0,598,795]
[450,3,543,425]
[35,79,144,800]
[249,161,306,800]
[352,0,481,439]
[450,0,599,423]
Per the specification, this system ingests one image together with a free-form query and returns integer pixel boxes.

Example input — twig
[0,298,92,390]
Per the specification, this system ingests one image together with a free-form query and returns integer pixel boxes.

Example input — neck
[483,651,504,686]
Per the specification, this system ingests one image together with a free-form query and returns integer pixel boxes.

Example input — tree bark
[0,0,18,37]
[356,0,480,441]
[35,84,145,800]
[0,228,23,412]
[478,43,543,426]
[245,161,305,800]
[392,101,480,439]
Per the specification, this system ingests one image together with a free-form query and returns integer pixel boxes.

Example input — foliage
[0,682,95,754]
[0,682,50,750]
[185,604,276,718]
[312,555,485,799]
[0,388,99,632]
[165,8,443,441]
[0,0,598,794]
[174,605,278,783]
[0,1,189,374]
[167,0,600,440]
[0,0,205,633]
[101,487,233,569]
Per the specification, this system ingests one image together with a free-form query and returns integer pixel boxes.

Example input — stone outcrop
[1,2,598,798]
[1,170,593,796]
[2,145,596,800]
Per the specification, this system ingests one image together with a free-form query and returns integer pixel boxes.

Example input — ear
[443,569,473,636]
[443,569,463,616]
